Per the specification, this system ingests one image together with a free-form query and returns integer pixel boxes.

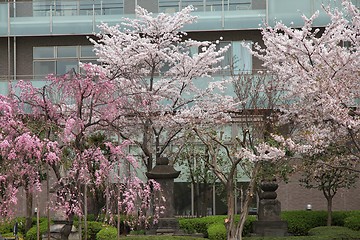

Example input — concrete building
[1,0,359,217]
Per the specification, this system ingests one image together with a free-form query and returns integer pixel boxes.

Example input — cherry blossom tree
[188,72,295,240]
[252,0,360,158]
[89,6,236,172]
[0,94,60,232]
[9,63,163,239]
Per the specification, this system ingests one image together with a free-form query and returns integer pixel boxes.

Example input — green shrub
[25,220,50,240]
[207,223,226,240]
[124,237,204,240]
[179,215,256,238]
[74,221,105,240]
[179,216,226,237]
[96,227,117,240]
[243,215,256,237]
[308,226,360,239]
[331,211,352,226]
[344,214,360,231]
[281,211,327,235]
[1,232,24,240]
[0,217,27,235]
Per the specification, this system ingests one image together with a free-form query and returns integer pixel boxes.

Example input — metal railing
[6,0,262,18]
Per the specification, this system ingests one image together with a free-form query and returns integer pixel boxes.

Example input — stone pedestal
[146,157,181,235]
[252,181,288,237]
[42,220,79,240]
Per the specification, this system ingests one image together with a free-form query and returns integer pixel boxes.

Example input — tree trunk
[25,187,33,233]
[226,181,237,240]
[326,196,333,226]
[234,162,260,240]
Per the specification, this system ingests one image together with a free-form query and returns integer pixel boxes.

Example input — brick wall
[277,172,360,211]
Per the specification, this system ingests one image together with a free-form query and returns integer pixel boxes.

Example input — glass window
[57,60,79,75]
[33,0,52,17]
[57,46,78,58]
[233,41,252,74]
[33,47,55,59]
[34,61,56,77]
[34,46,98,77]
[80,46,96,58]
[218,41,232,74]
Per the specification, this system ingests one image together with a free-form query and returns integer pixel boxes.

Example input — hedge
[179,211,360,238]
[25,220,51,240]
[280,210,360,236]
[179,215,256,238]
[96,227,117,240]
[308,226,360,239]
[280,211,327,235]
[207,223,226,240]
[73,221,105,240]
[344,214,360,231]
[179,215,227,237]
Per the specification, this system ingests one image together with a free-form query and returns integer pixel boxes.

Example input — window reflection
[33,45,97,78]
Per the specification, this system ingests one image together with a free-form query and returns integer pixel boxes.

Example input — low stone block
[252,220,288,237]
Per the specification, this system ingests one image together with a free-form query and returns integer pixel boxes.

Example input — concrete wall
[0,37,10,77]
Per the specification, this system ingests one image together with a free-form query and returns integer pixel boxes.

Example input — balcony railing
[0,0,359,36]
[0,0,266,36]
[8,0,259,18]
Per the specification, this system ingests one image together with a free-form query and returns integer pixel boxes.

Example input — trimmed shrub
[96,227,117,240]
[76,221,104,240]
[243,215,256,237]
[344,214,360,231]
[207,223,226,240]
[308,226,360,239]
[281,211,327,235]
[331,211,352,226]
[179,216,226,237]
[124,237,205,240]
[25,220,50,240]
[179,215,256,238]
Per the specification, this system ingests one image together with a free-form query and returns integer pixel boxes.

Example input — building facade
[1,0,360,217]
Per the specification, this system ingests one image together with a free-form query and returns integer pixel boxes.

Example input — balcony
[0,0,359,36]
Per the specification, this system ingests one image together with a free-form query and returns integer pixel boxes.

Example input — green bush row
[179,215,227,237]
[179,211,360,238]
[308,226,360,239]
[179,215,256,238]
[2,210,359,239]
[281,210,360,235]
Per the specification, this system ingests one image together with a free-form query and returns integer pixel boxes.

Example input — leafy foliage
[95,226,117,240]
[207,223,226,240]
[308,226,360,239]
[344,214,360,231]
[179,215,256,237]
[281,211,327,235]
[25,220,52,240]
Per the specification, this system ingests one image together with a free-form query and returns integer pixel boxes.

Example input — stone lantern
[146,157,180,234]
[252,180,288,236]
